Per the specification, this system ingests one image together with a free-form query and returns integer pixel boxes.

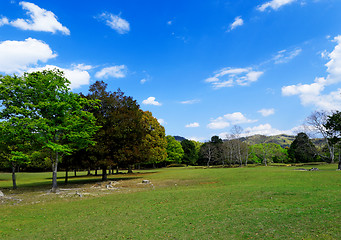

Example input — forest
[1,70,341,191]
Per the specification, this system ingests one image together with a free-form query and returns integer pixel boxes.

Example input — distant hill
[238,134,324,148]
[173,136,186,142]
[239,134,295,148]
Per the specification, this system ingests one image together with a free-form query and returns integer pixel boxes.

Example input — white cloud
[207,112,257,129]
[187,136,206,142]
[180,99,200,104]
[273,48,302,64]
[142,97,162,106]
[9,2,70,35]
[167,21,172,25]
[186,122,200,128]
[258,0,296,12]
[0,17,9,26]
[224,112,257,124]
[229,16,243,31]
[0,38,57,74]
[205,67,263,89]
[140,78,147,84]
[28,64,91,90]
[98,12,130,34]
[158,118,166,125]
[282,35,341,111]
[95,65,127,79]
[243,123,300,136]
[258,108,275,117]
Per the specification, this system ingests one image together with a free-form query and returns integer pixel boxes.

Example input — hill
[239,134,295,148]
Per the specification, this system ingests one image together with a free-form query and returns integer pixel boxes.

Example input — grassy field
[1,165,341,239]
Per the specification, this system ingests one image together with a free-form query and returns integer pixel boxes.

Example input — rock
[142,180,150,184]
[0,190,4,197]
[310,168,319,171]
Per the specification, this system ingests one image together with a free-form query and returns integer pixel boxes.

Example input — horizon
[1,0,341,141]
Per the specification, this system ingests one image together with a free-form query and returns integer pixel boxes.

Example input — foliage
[180,139,198,165]
[166,135,184,163]
[0,70,99,191]
[288,132,318,163]
[84,81,146,176]
[140,111,167,166]
[249,143,288,165]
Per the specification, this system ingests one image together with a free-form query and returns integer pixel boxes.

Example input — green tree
[250,143,287,166]
[324,111,341,169]
[181,139,198,165]
[166,136,184,163]
[140,111,167,167]
[288,132,317,163]
[0,70,99,192]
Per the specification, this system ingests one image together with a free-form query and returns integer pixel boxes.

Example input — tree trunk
[65,166,69,184]
[74,169,77,177]
[12,164,17,190]
[87,168,91,176]
[116,165,119,174]
[102,167,107,181]
[95,169,98,176]
[51,152,59,193]
[127,165,133,174]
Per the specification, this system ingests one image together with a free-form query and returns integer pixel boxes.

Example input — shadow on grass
[1,174,147,194]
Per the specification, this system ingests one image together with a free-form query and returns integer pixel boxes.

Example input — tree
[166,136,184,164]
[324,111,341,169]
[305,111,336,163]
[85,81,147,176]
[0,70,99,192]
[181,139,198,165]
[250,143,286,166]
[140,111,167,167]
[288,132,317,163]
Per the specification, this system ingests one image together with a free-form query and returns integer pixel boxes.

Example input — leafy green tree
[288,132,317,163]
[181,139,198,165]
[166,136,184,163]
[140,111,167,167]
[250,143,287,166]
[0,70,99,192]
[325,111,341,169]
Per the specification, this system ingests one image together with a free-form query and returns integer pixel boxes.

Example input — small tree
[166,136,184,164]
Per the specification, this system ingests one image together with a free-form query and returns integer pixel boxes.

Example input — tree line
[1,70,341,191]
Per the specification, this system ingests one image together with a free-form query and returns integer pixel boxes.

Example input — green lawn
[1,165,341,239]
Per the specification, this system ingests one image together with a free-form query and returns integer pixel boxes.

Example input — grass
[1,164,341,239]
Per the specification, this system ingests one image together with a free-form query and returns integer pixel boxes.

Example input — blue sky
[1,0,341,141]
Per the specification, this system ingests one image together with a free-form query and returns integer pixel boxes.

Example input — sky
[1,0,341,141]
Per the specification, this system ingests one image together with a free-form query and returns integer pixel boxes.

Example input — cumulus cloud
[9,1,70,34]
[242,123,303,137]
[257,0,296,12]
[282,35,341,111]
[142,97,162,106]
[0,38,57,74]
[258,108,275,117]
[273,48,302,64]
[28,64,91,90]
[229,16,243,31]
[95,65,127,79]
[207,112,257,129]
[186,122,200,128]
[0,17,9,26]
[98,12,130,34]
[140,78,147,84]
[205,67,263,89]
[180,99,200,104]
